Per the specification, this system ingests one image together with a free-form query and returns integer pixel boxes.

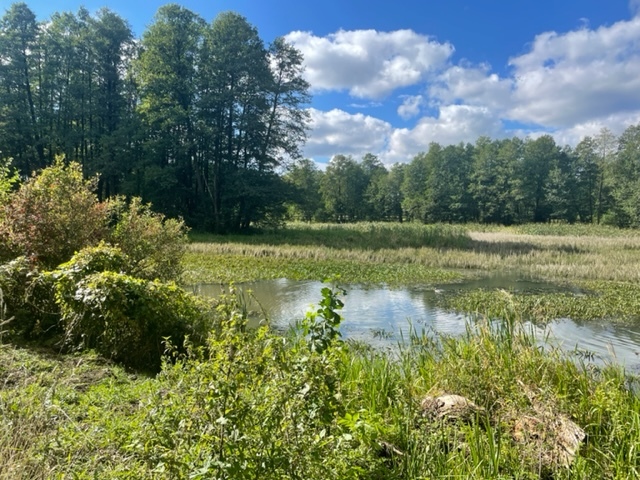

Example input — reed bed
[185,223,640,284]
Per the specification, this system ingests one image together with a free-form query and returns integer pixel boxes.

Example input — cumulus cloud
[507,16,640,127]
[295,14,640,163]
[385,105,504,162]
[548,111,640,146]
[429,64,513,112]
[303,108,392,157]
[397,95,424,120]
[285,29,453,98]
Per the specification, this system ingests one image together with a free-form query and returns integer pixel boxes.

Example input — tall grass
[191,222,472,250]
[2,290,640,478]
[185,222,640,284]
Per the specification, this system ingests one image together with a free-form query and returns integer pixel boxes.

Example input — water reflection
[191,277,640,370]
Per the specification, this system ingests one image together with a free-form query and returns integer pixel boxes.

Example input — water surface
[192,276,640,370]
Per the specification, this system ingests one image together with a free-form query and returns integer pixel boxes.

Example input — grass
[185,222,640,285]
[3,221,640,478]
[184,222,640,321]
[0,345,154,479]
[2,307,640,478]
[445,281,640,323]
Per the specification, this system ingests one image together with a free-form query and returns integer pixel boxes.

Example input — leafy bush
[0,158,20,261]
[0,257,58,339]
[107,196,188,282]
[0,161,187,282]
[56,269,212,371]
[136,288,372,479]
[0,159,108,268]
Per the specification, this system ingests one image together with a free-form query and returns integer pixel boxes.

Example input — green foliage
[0,157,19,208]
[284,158,324,221]
[4,288,640,478]
[0,257,58,340]
[0,159,108,268]
[301,282,346,353]
[56,269,211,371]
[135,289,367,479]
[320,154,368,222]
[107,196,188,281]
[445,281,640,323]
[0,157,20,261]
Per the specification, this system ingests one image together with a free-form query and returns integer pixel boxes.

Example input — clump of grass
[182,251,461,285]
[186,223,640,287]
[509,223,638,238]
[444,281,640,323]
[191,222,473,251]
[0,347,152,479]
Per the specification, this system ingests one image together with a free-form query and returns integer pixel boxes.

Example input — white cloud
[507,17,640,127]
[631,0,640,16]
[429,64,513,112]
[349,101,383,109]
[285,29,453,98]
[294,15,640,163]
[548,111,640,145]
[385,105,504,162]
[397,95,424,120]
[303,108,392,157]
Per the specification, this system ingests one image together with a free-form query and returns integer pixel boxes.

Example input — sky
[11,0,640,164]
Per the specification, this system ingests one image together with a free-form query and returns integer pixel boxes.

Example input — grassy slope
[2,321,640,478]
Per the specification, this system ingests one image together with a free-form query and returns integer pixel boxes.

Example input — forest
[2,2,640,231]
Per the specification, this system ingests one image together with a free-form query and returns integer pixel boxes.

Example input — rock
[420,394,484,422]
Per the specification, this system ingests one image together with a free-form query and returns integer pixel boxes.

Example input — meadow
[3,221,640,479]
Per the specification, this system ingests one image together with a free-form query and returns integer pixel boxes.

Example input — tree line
[285,128,640,227]
[2,3,639,230]
[0,2,309,232]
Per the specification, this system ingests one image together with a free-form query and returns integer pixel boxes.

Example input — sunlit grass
[3,312,639,478]
[185,222,640,284]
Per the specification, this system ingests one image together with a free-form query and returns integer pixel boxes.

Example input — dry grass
[186,225,640,284]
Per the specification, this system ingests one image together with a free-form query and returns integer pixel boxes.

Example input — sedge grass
[444,281,640,324]
[185,223,640,285]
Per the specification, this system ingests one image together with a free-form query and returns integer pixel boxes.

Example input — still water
[192,276,640,370]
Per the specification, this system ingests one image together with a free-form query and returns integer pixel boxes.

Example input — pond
[191,275,640,370]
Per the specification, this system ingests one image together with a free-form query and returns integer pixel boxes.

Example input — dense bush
[0,241,203,370]
[55,262,212,370]
[0,160,188,282]
[135,288,375,479]
[0,159,108,267]
[107,196,188,282]
[0,257,58,339]
[0,158,18,261]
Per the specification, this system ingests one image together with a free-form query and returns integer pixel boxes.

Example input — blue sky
[15,0,640,163]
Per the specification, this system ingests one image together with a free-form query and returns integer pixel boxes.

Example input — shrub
[1,159,108,268]
[137,289,362,479]
[107,196,188,282]
[0,158,20,262]
[56,269,211,371]
[0,257,58,339]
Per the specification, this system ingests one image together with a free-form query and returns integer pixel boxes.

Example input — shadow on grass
[190,223,585,256]
[468,239,584,256]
